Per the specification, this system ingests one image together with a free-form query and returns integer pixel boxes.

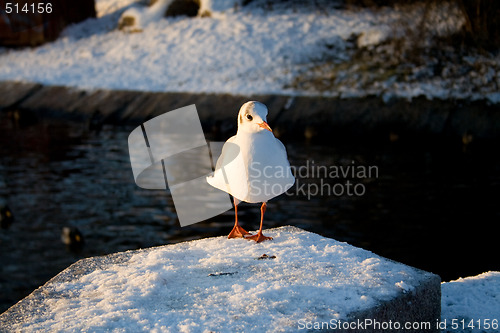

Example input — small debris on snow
[257,254,276,260]
[208,272,238,277]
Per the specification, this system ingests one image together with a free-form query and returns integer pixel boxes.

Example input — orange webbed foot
[228,224,251,239]
[245,231,273,243]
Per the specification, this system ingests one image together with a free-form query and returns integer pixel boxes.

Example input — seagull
[207,101,295,242]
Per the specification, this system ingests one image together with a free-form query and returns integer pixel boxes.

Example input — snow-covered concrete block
[0,226,440,332]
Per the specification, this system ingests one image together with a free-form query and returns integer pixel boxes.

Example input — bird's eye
[246,114,253,121]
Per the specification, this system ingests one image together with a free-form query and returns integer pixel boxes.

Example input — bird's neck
[237,128,270,137]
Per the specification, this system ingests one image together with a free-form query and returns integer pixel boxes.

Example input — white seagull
[207,101,295,242]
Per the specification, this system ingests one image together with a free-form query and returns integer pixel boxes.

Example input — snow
[1,0,496,102]
[441,271,500,333]
[0,226,497,332]
[395,280,415,293]
[4,226,433,332]
[95,0,139,18]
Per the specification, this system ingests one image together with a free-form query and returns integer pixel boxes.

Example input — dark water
[0,110,499,313]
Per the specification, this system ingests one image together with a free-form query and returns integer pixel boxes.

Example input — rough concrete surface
[0,226,441,332]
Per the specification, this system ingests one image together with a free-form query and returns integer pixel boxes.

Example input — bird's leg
[228,198,250,239]
[245,202,273,243]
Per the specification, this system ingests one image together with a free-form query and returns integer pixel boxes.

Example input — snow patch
[395,280,414,293]
[441,271,500,332]
[0,0,497,102]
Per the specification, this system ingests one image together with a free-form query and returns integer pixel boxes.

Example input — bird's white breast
[207,130,295,203]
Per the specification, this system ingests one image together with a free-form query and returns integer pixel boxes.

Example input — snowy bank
[0,226,441,332]
[441,272,500,333]
[0,0,498,102]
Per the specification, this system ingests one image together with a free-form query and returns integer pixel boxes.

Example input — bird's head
[237,101,273,134]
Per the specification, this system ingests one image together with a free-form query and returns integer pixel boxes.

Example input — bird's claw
[244,232,273,243]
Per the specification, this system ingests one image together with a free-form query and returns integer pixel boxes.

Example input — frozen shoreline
[0,0,499,103]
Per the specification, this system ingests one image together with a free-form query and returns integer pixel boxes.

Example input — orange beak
[258,121,273,133]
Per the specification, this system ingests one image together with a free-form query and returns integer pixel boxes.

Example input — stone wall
[1,81,499,143]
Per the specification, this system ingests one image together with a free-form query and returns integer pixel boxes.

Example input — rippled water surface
[1,111,499,312]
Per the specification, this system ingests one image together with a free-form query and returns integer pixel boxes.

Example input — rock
[118,15,137,31]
